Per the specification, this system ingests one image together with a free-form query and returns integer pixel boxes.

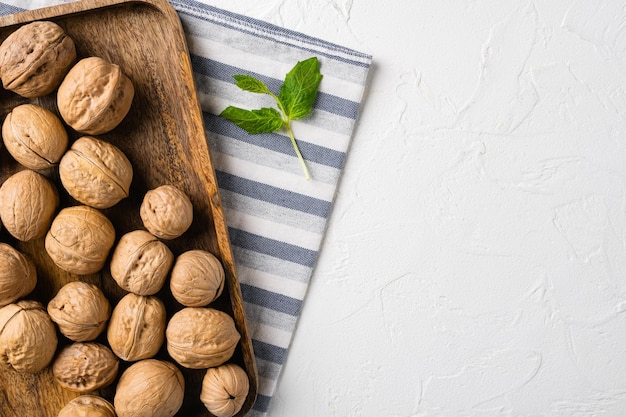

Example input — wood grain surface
[0,1,258,416]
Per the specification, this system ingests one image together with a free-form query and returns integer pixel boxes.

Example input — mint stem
[284,121,311,181]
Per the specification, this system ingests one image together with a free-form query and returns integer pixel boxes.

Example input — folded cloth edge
[170,0,373,67]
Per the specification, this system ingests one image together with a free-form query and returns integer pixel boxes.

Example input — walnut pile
[45,205,116,275]
[59,136,133,209]
[0,243,36,307]
[0,300,57,373]
[110,230,174,295]
[0,169,58,242]
[107,293,166,362]
[170,249,225,307]
[114,359,185,417]
[166,307,241,369]
[140,184,194,240]
[47,281,111,342]
[52,342,119,393]
[0,21,75,98]
[201,363,250,417]
[57,56,134,135]
[0,19,250,417]
[58,395,116,417]
[2,103,68,170]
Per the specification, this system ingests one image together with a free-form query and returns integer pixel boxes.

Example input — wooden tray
[0,0,258,416]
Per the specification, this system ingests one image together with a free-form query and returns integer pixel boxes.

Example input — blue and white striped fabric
[0,0,372,415]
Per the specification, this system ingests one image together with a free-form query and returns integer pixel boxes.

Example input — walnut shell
[0,300,57,373]
[140,185,193,240]
[0,169,58,241]
[57,56,134,135]
[0,21,76,98]
[52,342,119,393]
[110,230,174,295]
[166,308,240,369]
[107,293,166,362]
[201,364,250,417]
[45,205,116,275]
[2,104,68,170]
[47,281,111,342]
[59,136,133,209]
[170,249,225,307]
[114,359,184,417]
[58,395,116,417]
[0,243,36,307]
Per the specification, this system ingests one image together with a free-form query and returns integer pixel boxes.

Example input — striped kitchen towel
[0,0,372,415]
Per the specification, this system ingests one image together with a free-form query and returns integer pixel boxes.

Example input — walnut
[114,359,184,417]
[45,205,116,275]
[52,342,119,393]
[58,395,116,417]
[0,21,76,98]
[201,364,250,417]
[0,300,57,373]
[0,169,58,242]
[166,307,240,369]
[0,243,36,307]
[59,136,133,209]
[170,249,225,307]
[107,293,166,362]
[110,230,174,295]
[140,185,193,240]
[47,281,111,342]
[2,104,68,170]
[57,56,134,135]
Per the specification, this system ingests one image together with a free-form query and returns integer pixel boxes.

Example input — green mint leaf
[219,106,284,134]
[219,57,323,181]
[233,74,272,94]
[277,57,323,120]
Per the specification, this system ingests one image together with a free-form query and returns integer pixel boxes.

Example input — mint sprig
[219,57,323,181]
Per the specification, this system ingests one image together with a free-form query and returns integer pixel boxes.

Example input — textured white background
[195,0,626,416]
[9,0,626,415]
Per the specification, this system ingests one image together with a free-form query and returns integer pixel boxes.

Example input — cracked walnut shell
[0,21,76,98]
[110,230,174,295]
[2,104,68,170]
[45,205,116,275]
[47,281,111,342]
[52,342,119,393]
[57,56,134,135]
[114,359,184,417]
[140,185,193,240]
[0,243,36,308]
[166,307,240,369]
[170,249,225,307]
[58,395,116,417]
[0,300,57,373]
[0,169,59,242]
[201,363,250,417]
[59,136,133,209]
[107,293,166,362]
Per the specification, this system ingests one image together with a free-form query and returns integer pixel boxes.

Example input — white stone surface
[191,0,626,416]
